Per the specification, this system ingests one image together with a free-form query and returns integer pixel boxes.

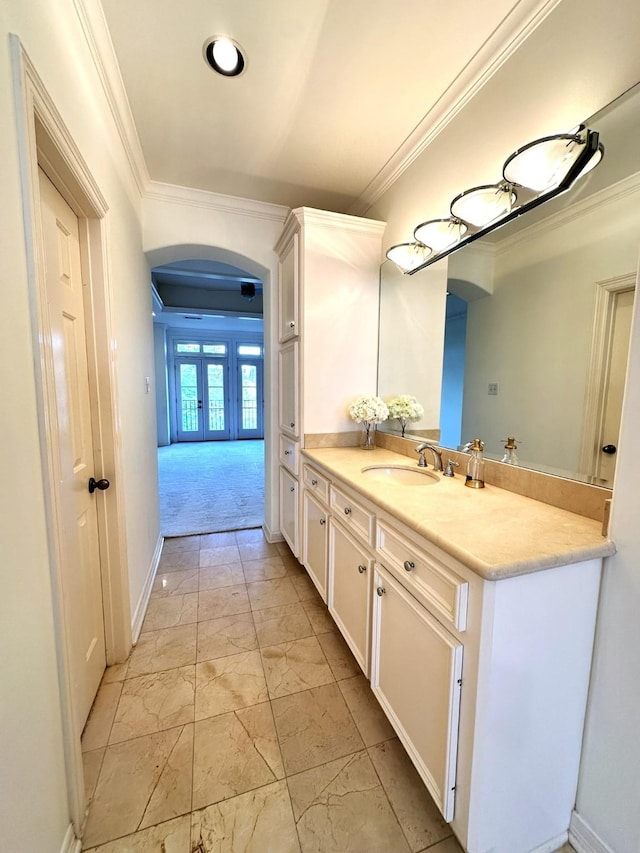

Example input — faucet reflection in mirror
[386,126,604,274]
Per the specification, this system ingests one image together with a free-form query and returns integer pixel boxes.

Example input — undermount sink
[360,465,439,486]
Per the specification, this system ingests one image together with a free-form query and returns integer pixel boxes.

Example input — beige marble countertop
[302,447,615,581]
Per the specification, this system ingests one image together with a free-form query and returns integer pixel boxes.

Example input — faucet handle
[443,459,460,477]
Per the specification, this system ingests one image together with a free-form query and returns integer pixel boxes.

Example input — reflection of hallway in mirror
[439,294,468,449]
[158,440,264,537]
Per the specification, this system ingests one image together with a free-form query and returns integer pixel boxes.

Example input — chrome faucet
[415,443,443,471]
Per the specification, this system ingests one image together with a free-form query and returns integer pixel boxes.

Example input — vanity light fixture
[413,218,468,252]
[450,183,517,229]
[503,127,604,192]
[386,126,603,275]
[204,36,246,77]
[385,242,432,273]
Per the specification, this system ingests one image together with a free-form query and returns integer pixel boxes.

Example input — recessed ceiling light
[204,36,246,77]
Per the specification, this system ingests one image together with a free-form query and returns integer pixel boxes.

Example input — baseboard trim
[60,823,81,853]
[570,811,615,853]
[131,534,163,643]
[529,831,569,852]
[262,521,284,544]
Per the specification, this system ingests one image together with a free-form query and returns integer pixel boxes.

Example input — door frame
[11,37,131,835]
[579,272,637,481]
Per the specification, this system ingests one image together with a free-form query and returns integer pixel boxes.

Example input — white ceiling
[100,0,543,212]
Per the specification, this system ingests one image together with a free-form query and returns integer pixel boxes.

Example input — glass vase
[360,422,376,450]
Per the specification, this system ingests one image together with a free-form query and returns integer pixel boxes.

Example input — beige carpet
[158,440,264,537]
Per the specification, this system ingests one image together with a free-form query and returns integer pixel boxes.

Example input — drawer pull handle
[311,478,318,486]
[358,564,367,574]
[376,586,386,596]
[403,560,415,572]
[344,507,352,515]
[319,518,326,526]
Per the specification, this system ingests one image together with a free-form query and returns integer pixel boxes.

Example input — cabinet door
[279,466,299,557]
[328,519,372,675]
[278,233,299,342]
[278,341,299,438]
[302,491,328,601]
[371,565,462,822]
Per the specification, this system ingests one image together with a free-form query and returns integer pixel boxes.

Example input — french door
[237,358,264,439]
[175,357,231,441]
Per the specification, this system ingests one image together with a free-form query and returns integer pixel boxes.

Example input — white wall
[1,0,158,849]
[142,186,288,536]
[369,1,640,850]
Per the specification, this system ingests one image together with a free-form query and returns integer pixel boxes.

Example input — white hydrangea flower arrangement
[386,395,424,437]
[348,395,389,449]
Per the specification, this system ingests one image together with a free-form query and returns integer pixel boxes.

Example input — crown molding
[292,206,386,235]
[72,0,150,195]
[144,180,289,223]
[349,0,564,216]
[494,171,640,256]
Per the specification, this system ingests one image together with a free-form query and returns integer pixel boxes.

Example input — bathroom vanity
[299,445,614,853]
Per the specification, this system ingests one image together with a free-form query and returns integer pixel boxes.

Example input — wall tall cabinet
[274,208,385,557]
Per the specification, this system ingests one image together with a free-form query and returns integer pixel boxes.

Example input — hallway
[80,530,463,852]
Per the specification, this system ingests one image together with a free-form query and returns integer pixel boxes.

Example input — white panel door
[279,466,299,556]
[302,490,328,600]
[371,564,463,822]
[39,168,106,731]
[278,341,299,438]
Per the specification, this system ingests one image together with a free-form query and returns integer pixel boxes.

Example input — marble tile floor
[81,529,575,853]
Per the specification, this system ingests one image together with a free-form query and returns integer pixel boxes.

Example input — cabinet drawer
[280,435,299,475]
[330,484,375,547]
[302,464,330,505]
[376,520,468,632]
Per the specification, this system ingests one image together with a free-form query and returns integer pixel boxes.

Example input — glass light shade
[450,184,517,229]
[413,218,468,253]
[502,133,602,192]
[386,242,432,273]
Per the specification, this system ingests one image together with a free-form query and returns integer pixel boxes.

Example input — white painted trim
[59,824,81,853]
[145,180,289,222]
[494,172,640,257]
[131,534,163,643]
[11,35,132,836]
[350,0,564,214]
[71,0,150,194]
[578,273,637,481]
[262,521,284,544]
[570,810,616,853]
[528,832,569,853]
[292,206,386,236]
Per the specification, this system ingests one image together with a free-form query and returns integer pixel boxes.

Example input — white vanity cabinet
[328,517,372,675]
[301,465,330,600]
[274,208,385,558]
[299,449,609,853]
[371,564,463,822]
[279,466,298,555]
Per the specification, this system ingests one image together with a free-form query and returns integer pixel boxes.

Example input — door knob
[88,477,110,494]
[601,444,617,454]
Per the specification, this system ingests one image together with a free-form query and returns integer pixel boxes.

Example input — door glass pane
[207,364,225,431]
[176,342,201,353]
[203,344,227,355]
[240,363,258,429]
[238,344,262,356]
[179,364,199,431]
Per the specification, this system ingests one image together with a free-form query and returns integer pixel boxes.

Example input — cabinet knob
[344,507,352,515]
[319,518,326,526]
[376,587,386,596]
[358,564,367,574]
[403,560,415,572]
[284,450,291,455]
[290,486,295,493]
[289,321,295,328]
[290,422,295,428]
[311,478,317,486]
